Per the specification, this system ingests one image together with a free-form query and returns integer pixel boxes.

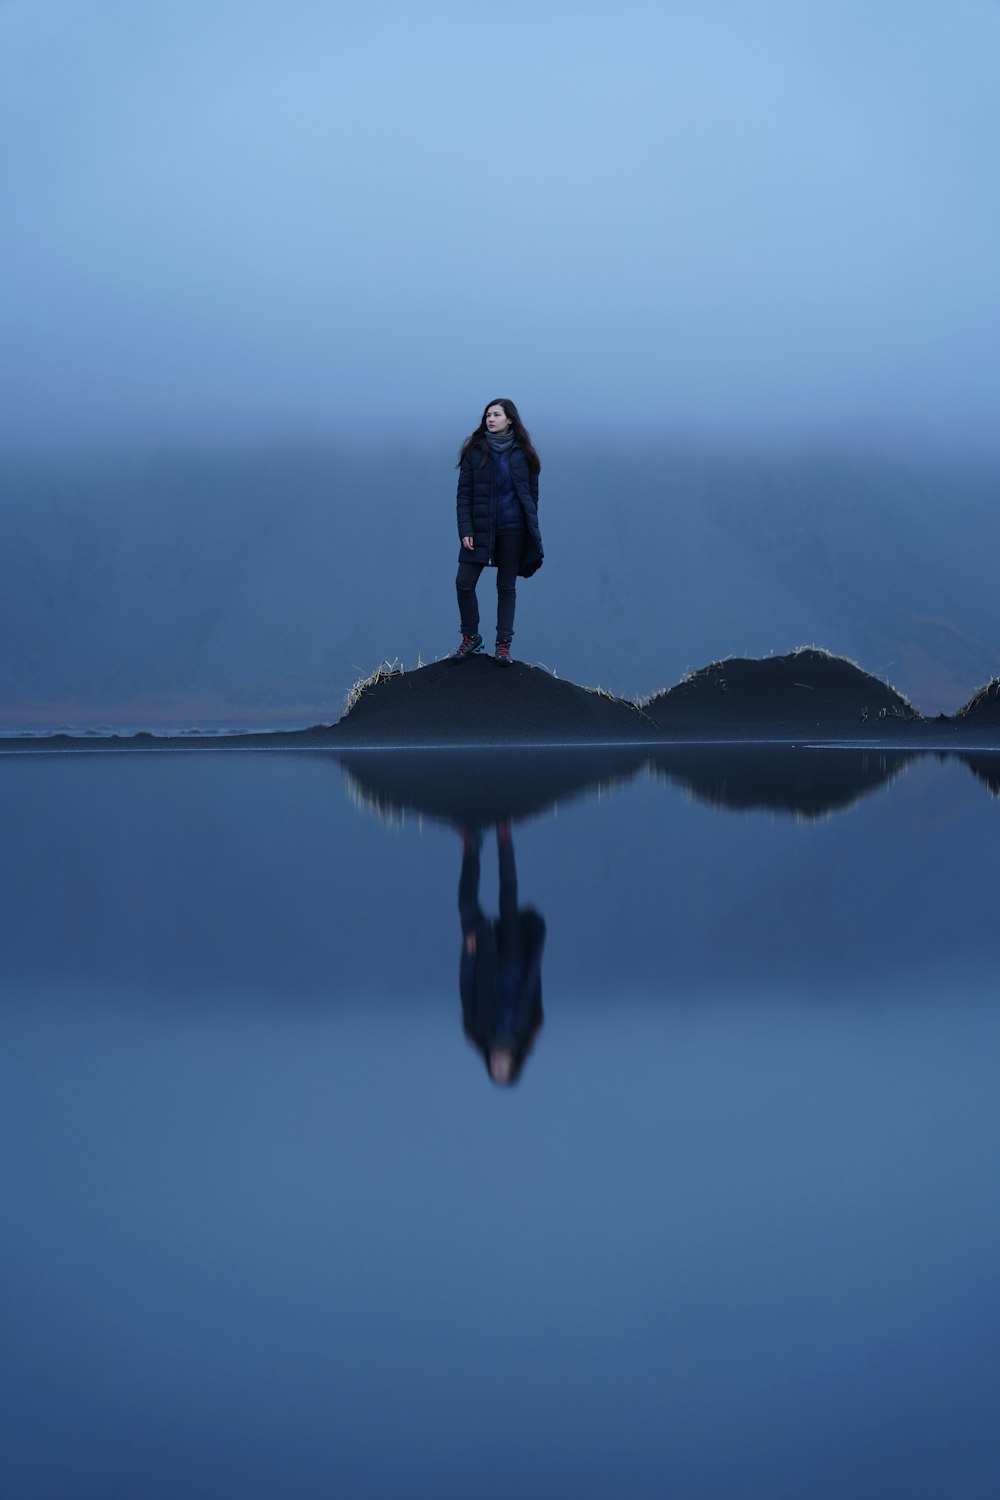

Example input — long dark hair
[465,1011,545,1088]
[457,398,541,473]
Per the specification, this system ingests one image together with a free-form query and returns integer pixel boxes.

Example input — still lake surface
[1,744,998,1499]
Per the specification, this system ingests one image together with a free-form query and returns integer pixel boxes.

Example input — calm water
[1,745,998,1499]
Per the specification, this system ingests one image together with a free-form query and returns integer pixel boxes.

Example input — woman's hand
[461,536,475,550]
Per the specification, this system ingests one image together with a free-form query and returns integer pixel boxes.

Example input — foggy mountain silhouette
[3,442,1000,729]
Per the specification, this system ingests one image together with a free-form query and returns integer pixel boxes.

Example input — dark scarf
[485,427,516,455]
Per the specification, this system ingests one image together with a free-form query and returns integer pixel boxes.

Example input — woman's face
[489,1046,515,1084]
[485,404,511,434]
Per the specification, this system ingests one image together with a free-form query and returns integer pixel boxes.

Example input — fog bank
[2,438,997,725]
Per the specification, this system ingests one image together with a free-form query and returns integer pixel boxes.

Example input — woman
[452,398,543,666]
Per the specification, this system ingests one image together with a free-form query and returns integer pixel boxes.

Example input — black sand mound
[647,745,906,818]
[340,747,647,828]
[955,679,1000,727]
[334,656,653,745]
[7,652,1000,754]
[643,648,919,730]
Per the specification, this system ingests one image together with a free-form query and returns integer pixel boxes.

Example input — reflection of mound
[643,649,919,729]
[648,745,906,817]
[959,753,1000,797]
[954,679,1000,727]
[340,747,647,827]
[335,657,652,744]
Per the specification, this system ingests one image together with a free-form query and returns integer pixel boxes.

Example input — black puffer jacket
[461,908,546,1063]
[456,443,544,577]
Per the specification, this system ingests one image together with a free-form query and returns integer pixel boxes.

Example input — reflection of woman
[459,822,545,1086]
[451,398,543,666]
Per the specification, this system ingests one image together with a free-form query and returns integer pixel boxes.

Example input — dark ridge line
[1,648,999,747]
[2,730,999,756]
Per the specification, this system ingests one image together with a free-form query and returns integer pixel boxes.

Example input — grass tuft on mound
[954,677,1000,724]
[343,658,404,717]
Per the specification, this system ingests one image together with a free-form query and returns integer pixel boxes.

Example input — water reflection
[340,746,646,828]
[1,743,999,1497]
[961,752,1000,796]
[459,823,545,1086]
[340,743,914,825]
[647,745,906,817]
[0,744,995,1006]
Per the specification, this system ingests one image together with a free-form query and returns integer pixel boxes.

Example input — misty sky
[3,0,999,448]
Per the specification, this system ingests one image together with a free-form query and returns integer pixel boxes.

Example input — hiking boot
[494,640,512,667]
[451,632,484,660]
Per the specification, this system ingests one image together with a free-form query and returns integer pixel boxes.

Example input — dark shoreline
[2,723,999,755]
[2,650,998,753]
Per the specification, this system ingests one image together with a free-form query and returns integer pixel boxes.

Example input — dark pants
[459,833,520,945]
[456,531,525,643]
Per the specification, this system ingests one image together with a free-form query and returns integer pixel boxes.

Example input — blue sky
[2,0,999,447]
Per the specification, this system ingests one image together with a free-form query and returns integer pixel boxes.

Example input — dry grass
[956,677,1000,719]
[342,766,410,829]
[342,658,404,716]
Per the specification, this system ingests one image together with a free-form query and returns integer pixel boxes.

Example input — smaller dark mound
[333,657,653,745]
[643,649,918,730]
[954,679,1000,727]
